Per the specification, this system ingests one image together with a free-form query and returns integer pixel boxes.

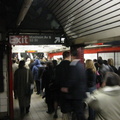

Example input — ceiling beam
[16,0,33,26]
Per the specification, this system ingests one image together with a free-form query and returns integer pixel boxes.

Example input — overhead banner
[9,35,65,45]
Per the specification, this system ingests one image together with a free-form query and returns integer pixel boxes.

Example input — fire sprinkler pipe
[16,0,33,26]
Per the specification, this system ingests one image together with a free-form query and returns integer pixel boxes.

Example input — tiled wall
[84,53,97,61]
[85,52,120,69]
[115,52,120,69]
[98,52,119,69]
[0,55,8,113]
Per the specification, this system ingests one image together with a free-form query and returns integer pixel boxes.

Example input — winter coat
[98,64,110,78]
[55,60,70,88]
[14,67,34,107]
[86,68,96,88]
[67,59,87,100]
[12,63,18,89]
[85,86,120,120]
[32,59,42,81]
[42,66,54,103]
[55,60,72,113]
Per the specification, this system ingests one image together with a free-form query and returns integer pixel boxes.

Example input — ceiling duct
[17,0,33,26]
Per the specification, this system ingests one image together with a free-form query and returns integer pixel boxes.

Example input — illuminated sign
[25,50,37,53]
[9,35,65,45]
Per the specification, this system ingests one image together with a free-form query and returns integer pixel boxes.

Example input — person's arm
[61,87,68,93]
[85,90,100,111]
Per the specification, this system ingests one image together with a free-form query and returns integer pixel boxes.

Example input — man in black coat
[61,48,87,120]
[55,51,72,120]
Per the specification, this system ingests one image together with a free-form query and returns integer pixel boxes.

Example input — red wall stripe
[48,46,120,58]
[84,46,120,54]
[48,52,63,58]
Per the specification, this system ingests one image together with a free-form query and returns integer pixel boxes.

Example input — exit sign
[9,35,65,45]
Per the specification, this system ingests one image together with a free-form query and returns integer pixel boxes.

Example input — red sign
[9,36,29,45]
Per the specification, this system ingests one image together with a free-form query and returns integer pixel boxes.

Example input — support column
[0,42,4,92]
[7,44,14,120]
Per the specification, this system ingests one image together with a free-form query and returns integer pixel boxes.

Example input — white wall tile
[0,106,7,112]
[0,99,7,105]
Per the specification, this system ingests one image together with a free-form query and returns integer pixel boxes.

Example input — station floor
[14,92,62,120]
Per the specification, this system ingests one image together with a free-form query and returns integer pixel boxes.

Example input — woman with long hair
[85,59,97,120]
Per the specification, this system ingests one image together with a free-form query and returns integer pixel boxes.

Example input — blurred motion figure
[14,60,34,117]
[85,72,120,120]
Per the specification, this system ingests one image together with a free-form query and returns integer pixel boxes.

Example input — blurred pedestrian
[12,59,18,99]
[61,48,87,120]
[85,59,97,120]
[85,72,120,120]
[14,60,34,117]
[55,51,71,120]
[42,61,55,114]
[108,58,118,74]
[32,59,42,95]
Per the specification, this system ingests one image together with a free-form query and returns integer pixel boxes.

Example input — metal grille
[43,0,120,41]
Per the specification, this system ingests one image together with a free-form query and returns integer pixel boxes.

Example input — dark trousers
[35,80,40,94]
[71,100,85,120]
[60,98,72,113]
[20,105,30,116]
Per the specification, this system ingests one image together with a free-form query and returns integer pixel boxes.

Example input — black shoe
[46,111,54,114]
[26,109,29,114]
[14,96,17,99]
[26,111,29,114]
[26,105,30,114]
[53,114,58,118]
[42,95,45,99]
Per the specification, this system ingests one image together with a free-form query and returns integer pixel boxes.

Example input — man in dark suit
[61,48,87,120]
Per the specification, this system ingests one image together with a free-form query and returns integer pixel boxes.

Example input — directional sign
[9,35,65,45]
[54,37,60,43]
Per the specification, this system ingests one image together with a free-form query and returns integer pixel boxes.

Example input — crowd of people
[12,50,120,120]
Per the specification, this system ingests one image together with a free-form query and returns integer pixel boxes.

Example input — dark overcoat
[14,67,34,108]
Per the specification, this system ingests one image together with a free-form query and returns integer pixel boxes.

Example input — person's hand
[61,87,68,93]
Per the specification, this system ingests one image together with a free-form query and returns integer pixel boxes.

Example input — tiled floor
[14,92,62,120]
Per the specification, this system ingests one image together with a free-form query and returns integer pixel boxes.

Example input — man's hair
[104,72,120,86]
[12,59,16,63]
[19,60,25,68]
[97,59,103,65]
[71,49,78,57]
[63,51,70,59]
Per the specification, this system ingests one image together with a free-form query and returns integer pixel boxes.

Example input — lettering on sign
[9,36,29,45]
[9,35,64,45]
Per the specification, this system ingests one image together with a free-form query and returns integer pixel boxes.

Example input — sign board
[9,35,65,45]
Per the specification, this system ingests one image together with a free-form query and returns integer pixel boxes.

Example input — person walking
[61,48,87,120]
[14,60,34,117]
[85,72,120,120]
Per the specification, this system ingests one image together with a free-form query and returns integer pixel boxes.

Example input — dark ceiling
[0,0,120,46]
[0,0,62,31]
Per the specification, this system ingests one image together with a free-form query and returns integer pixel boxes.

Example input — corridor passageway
[14,92,62,120]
